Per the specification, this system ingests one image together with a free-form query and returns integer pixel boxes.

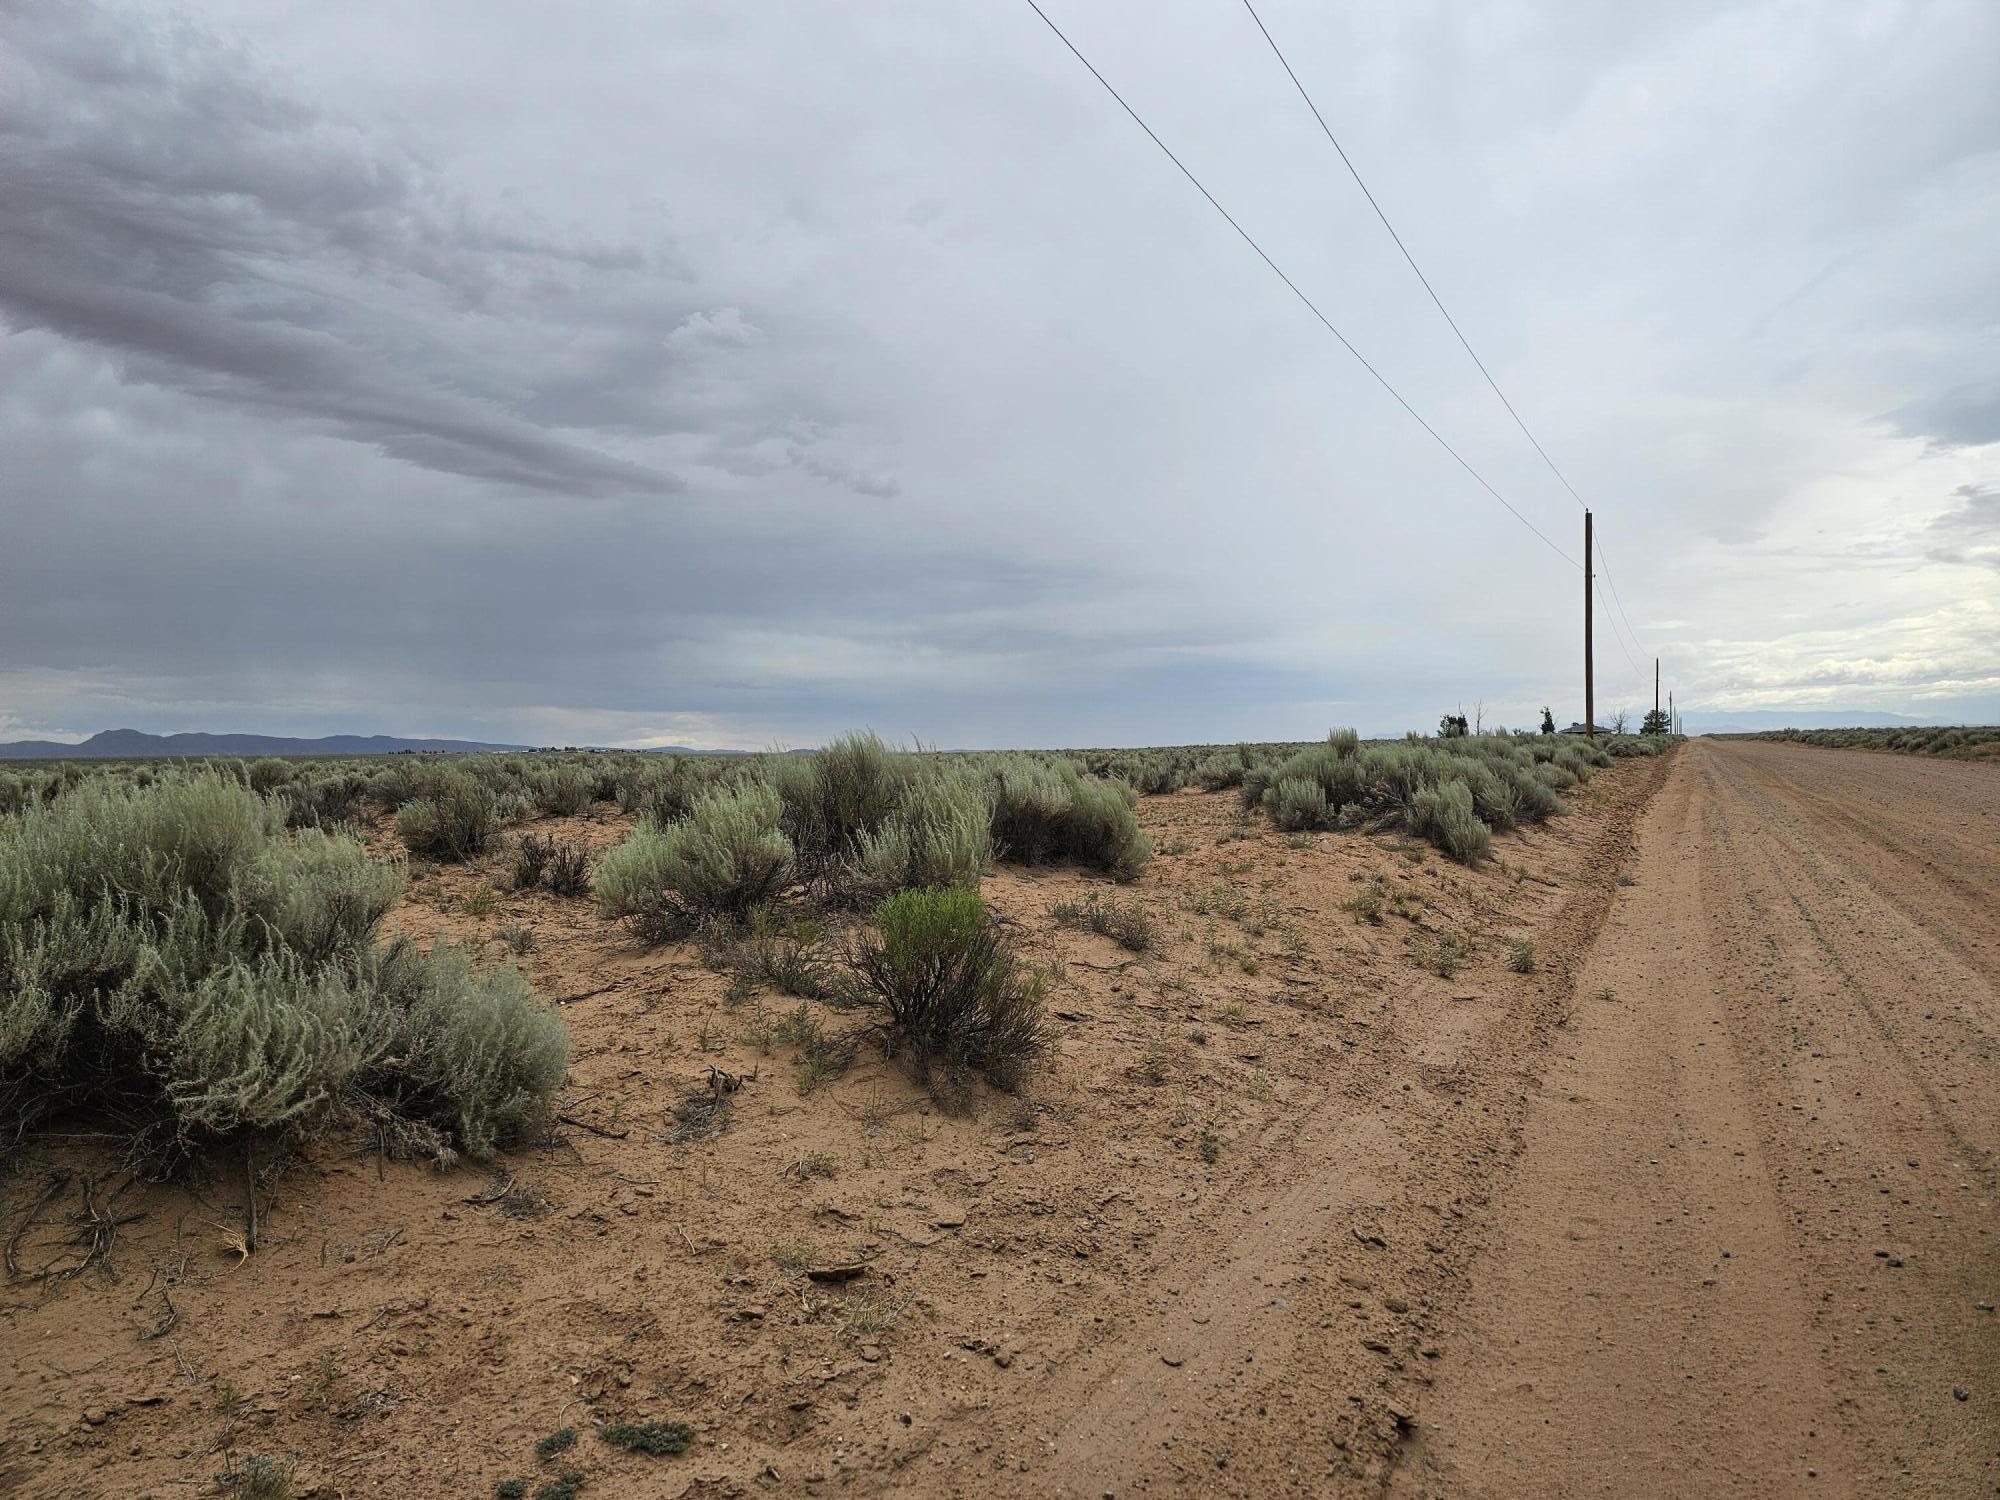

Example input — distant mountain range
[0,729,536,759]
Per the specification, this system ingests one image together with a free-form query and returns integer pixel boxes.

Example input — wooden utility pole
[1654,657,1660,716]
[1584,509,1595,738]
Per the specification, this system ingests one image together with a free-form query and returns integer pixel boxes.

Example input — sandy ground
[2,739,1992,1498]
[1393,740,2000,1498]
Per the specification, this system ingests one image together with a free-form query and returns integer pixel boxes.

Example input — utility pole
[1654,657,1660,717]
[1584,509,1595,738]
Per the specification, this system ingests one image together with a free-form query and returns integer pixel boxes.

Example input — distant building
[1559,722,1611,735]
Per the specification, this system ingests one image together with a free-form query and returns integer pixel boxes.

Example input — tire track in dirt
[887,754,1674,1497]
[1394,739,2000,1498]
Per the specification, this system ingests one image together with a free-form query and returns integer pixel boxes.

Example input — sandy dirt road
[1396,739,2000,1498]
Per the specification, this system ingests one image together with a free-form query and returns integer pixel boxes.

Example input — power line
[1594,577,1646,682]
[1237,0,1593,515]
[1021,0,1578,570]
[1238,0,1663,664]
[1591,533,1650,670]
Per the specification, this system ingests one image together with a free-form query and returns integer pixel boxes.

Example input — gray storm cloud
[2,0,1997,746]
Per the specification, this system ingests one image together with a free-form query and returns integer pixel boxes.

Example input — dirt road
[1397,739,2000,1497]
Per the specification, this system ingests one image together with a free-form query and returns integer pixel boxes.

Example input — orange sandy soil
[0,758,1666,1499]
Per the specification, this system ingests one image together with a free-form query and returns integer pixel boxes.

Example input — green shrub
[771,732,904,867]
[1250,729,1588,861]
[616,757,715,823]
[245,759,296,795]
[529,765,593,817]
[1269,776,1330,833]
[595,781,794,935]
[732,912,833,1000]
[379,945,569,1156]
[851,769,993,892]
[1719,724,1998,759]
[1409,781,1491,863]
[0,774,566,1160]
[990,761,1149,879]
[1193,751,1246,792]
[280,771,370,830]
[601,1418,694,1456]
[394,768,497,862]
[853,887,1047,1101]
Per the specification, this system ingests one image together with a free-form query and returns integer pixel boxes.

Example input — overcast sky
[3,0,1995,748]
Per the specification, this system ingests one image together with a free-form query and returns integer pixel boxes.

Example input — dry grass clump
[1050,890,1156,952]
[510,832,589,896]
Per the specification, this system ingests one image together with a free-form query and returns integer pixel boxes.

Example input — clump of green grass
[852,886,1048,1103]
[216,1453,295,1500]
[599,1418,694,1456]
[786,1150,838,1181]
[1506,939,1535,973]
[460,882,497,918]
[769,1236,814,1274]
[771,731,904,870]
[1342,888,1384,925]
[1430,935,1468,979]
[535,1427,577,1461]
[729,910,833,1000]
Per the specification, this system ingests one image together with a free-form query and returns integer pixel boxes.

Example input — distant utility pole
[1584,509,1595,738]
[1654,657,1660,716]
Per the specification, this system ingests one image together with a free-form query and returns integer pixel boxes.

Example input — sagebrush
[0,774,567,1162]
